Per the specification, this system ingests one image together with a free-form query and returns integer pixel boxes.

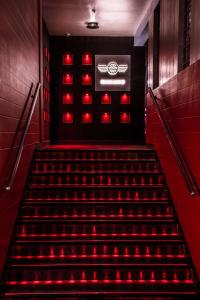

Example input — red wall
[147,59,200,278]
[0,0,40,274]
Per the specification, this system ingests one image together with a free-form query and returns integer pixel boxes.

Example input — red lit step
[34,150,156,161]
[16,222,181,240]
[29,174,164,186]
[5,267,195,291]
[20,204,174,220]
[11,242,188,264]
[32,161,160,173]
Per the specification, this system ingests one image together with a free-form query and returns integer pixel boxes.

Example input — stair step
[10,241,188,264]
[32,161,160,173]
[5,266,196,293]
[2,147,199,298]
[29,174,164,186]
[19,203,174,220]
[28,184,166,189]
[24,189,169,201]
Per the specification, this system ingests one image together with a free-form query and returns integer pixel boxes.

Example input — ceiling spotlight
[85,8,99,29]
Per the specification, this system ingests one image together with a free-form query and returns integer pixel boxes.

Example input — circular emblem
[107,61,119,76]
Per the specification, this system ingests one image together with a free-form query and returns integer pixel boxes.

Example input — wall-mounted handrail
[148,86,199,196]
[5,82,41,191]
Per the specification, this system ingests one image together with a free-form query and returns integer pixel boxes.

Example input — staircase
[1,146,199,299]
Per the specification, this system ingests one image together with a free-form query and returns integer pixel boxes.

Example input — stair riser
[6,267,195,287]
[24,189,169,201]
[32,162,160,173]
[11,243,187,263]
[16,223,180,239]
[19,205,174,219]
[34,151,156,160]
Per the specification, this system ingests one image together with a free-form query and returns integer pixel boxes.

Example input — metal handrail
[148,87,198,196]
[5,82,41,191]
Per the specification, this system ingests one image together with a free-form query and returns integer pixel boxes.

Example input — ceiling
[43,0,158,37]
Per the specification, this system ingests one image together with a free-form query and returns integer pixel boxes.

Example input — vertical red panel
[63,53,73,65]
[63,92,73,104]
[101,93,111,104]
[120,112,131,123]
[101,112,111,123]
[63,73,73,85]
[82,74,92,85]
[120,93,130,104]
[63,112,73,123]
[82,53,92,65]
[82,92,92,104]
[82,112,93,123]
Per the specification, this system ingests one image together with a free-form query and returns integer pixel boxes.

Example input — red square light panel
[120,112,131,123]
[82,92,92,104]
[101,112,111,123]
[63,73,73,85]
[82,112,93,123]
[82,74,92,85]
[82,53,92,65]
[63,53,73,65]
[63,112,73,123]
[101,93,111,104]
[121,93,130,104]
[63,92,73,104]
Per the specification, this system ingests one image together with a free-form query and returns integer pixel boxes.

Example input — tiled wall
[0,1,40,273]
[147,59,200,278]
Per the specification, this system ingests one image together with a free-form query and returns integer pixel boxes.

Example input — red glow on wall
[63,93,73,104]
[63,53,73,65]
[82,53,92,65]
[120,112,131,123]
[101,112,111,123]
[121,93,130,104]
[101,93,111,104]
[43,110,50,122]
[82,112,93,123]
[82,74,92,85]
[63,112,73,123]
[82,92,92,104]
[45,67,50,82]
[63,73,73,85]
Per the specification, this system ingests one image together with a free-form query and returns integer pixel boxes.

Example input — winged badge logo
[97,61,128,76]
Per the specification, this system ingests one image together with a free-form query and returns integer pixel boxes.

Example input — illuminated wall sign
[95,55,131,91]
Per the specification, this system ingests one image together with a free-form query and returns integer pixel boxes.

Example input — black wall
[50,36,145,144]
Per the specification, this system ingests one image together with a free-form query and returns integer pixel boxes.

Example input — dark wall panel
[0,0,40,274]
[50,37,145,143]
[190,0,200,64]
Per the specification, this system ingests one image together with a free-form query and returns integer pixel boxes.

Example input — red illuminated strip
[7,278,193,286]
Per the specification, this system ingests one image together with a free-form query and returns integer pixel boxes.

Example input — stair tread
[8,263,192,268]
[28,184,166,188]
[18,219,176,223]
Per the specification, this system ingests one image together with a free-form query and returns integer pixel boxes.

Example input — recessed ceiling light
[85,21,99,29]
[85,8,99,29]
